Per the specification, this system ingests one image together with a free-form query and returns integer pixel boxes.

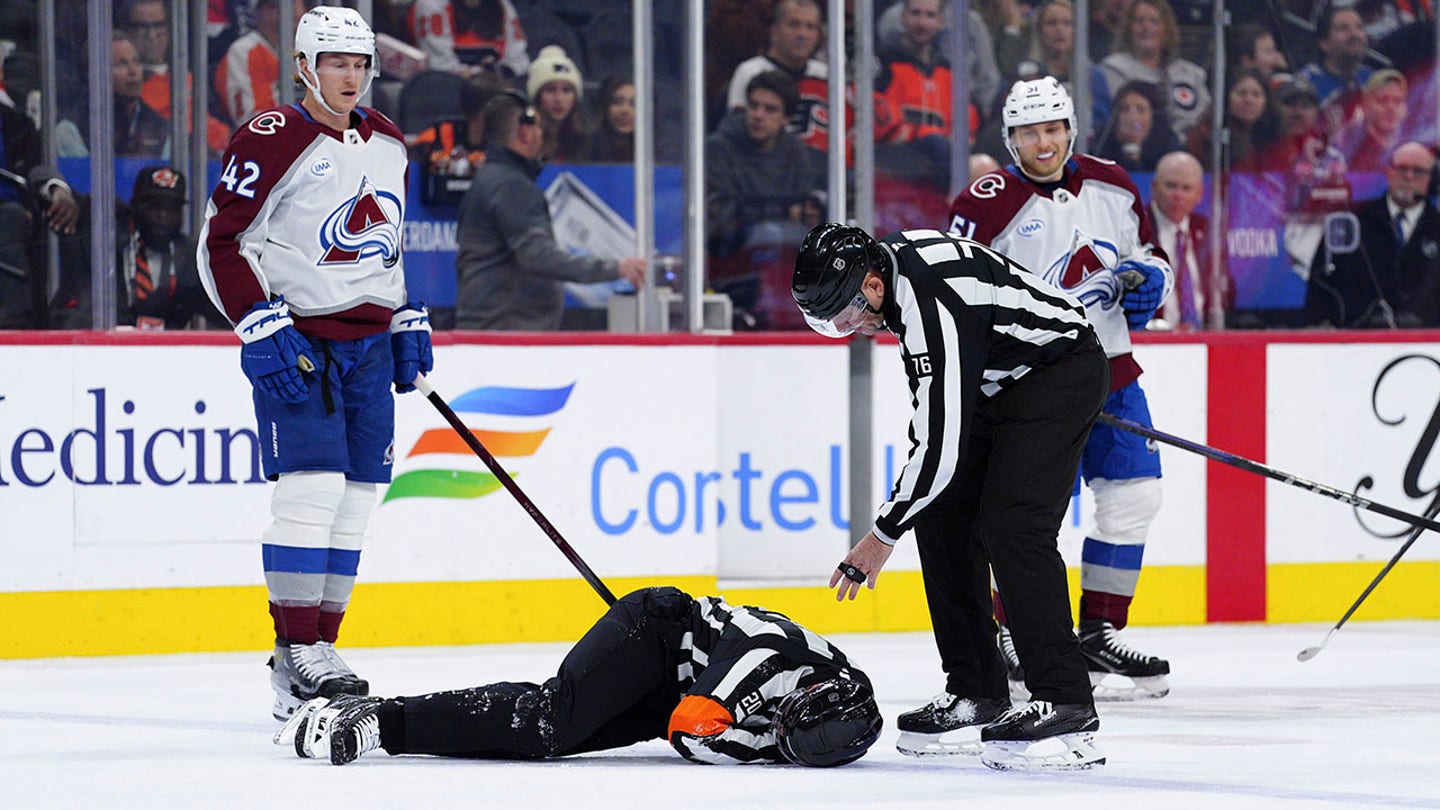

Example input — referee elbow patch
[668,695,733,740]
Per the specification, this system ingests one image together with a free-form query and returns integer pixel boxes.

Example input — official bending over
[277,587,881,768]
[199,8,433,720]
[793,224,1108,770]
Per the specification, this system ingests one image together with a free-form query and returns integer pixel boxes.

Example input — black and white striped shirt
[669,596,867,765]
[871,228,1094,545]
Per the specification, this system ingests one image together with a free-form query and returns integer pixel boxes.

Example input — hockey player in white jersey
[948,77,1173,702]
[198,7,433,721]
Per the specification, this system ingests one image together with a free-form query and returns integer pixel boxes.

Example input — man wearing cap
[454,91,647,330]
[1332,69,1409,172]
[49,166,218,329]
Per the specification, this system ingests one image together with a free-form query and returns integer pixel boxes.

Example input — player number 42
[220,155,261,199]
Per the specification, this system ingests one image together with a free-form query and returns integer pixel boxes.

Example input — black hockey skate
[269,640,370,721]
[1079,619,1170,701]
[979,701,1104,770]
[997,626,1030,702]
[279,694,384,765]
[896,693,1012,757]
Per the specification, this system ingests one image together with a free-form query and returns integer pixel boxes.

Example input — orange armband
[667,695,734,739]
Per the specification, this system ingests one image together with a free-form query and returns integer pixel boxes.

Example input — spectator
[1148,151,1228,330]
[1298,6,1373,134]
[1098,0,1211,144]
[1010,0,1113,135]
[1306,141,1440,328]
[56,31,169,158]
[454,91,646,330]
[583,76,635,163]
[968,151,1001,179]
[124,0,232,154]
[1251,73,1330,173]
[1333,69,1409,173]
[878,0,1001,120]
[407,0,529,80]
[409,69,504,176]
[0,66,79,328]
[874,0,956,188]
[527,45,586,163]
[52,166,219,330]
[727,0,846,163]
[707,71,824,258]
[216,0,312,126]
[1227,23,1288,84]
[1188,68,1274,170]
[1094,80,1180,173]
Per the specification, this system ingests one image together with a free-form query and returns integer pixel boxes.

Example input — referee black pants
[376,587,692,759]
[913,332,1109,706]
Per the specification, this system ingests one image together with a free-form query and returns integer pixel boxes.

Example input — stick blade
[1296,646,1322,662]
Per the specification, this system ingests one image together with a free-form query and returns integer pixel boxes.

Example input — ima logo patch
[318,176,403,267]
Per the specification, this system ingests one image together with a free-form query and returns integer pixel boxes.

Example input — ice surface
[3,622,1438,809]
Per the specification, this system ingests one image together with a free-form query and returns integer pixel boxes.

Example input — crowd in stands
[0,0,1436,331]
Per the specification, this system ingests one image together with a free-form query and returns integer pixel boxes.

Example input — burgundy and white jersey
[947,154,1171,390]
[199,103,409,341]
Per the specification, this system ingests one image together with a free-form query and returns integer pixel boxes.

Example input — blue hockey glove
[1118,260,1166,330]
[390,302,433,394]
[235,297,314,404]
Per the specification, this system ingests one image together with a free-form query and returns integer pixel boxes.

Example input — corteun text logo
[383,384,574,503]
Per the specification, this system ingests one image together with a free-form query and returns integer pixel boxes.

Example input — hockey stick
[413,374,617,606]
[1295,499,1440,662]
[1097,413,1440,535]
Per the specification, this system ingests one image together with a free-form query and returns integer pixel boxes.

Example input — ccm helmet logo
[832,257,847,270]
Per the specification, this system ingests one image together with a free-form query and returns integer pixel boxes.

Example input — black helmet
[792,223,885,321]
[774,678,882,767]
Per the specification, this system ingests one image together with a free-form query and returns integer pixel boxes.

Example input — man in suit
[1306,141,1440,328]
[1148,151,1230,331]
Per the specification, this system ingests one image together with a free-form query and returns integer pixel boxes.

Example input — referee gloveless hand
[829,532,895,601]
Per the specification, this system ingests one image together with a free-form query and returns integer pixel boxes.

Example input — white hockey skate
[269,640,370,721]
[979,700,1105,771]
[1079,620,1170,701]
[280,694,384,765]
[896,693,1011,757]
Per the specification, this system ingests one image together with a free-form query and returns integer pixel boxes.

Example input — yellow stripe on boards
[6,562,1433,660]
[1268,561,1440,623]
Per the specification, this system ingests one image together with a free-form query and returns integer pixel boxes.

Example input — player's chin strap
[296,58,375,119]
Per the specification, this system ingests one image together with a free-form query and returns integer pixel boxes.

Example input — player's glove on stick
[391,302,433,394]
[1118,260,1166,330]
[236,296,315,404]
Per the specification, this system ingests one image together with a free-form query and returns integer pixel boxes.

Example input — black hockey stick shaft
[413,375,617,606]
[1097,412,1440,535]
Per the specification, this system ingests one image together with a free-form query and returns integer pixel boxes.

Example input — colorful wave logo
[382,383,575,503]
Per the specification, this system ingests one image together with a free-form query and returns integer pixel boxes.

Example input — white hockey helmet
[294,6,379,116]
[1000,76,1077,165]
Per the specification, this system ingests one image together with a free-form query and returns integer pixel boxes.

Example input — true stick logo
[1355,353,1440,536]
[382,383,575,503]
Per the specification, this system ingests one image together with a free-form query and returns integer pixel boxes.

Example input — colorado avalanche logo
[1043,229,1125,309]
[318,176,402,267]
